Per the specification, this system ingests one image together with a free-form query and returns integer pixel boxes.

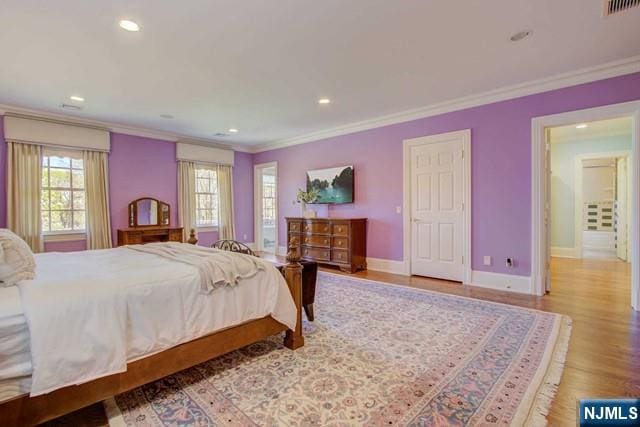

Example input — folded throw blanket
[126,242,265,293]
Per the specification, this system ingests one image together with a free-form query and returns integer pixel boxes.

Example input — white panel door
[410,138,464,281]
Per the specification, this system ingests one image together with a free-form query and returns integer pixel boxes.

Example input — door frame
[573,150,631,259]
[402,129,472,283]
[253,161,278,253]
[531,100,640,311]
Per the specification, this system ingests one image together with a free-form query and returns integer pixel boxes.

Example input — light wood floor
[46,256,638,426]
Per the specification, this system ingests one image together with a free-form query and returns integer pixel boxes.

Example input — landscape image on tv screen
[306,165,354,204]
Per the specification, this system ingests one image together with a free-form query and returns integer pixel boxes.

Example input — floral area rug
[106,271,571,426]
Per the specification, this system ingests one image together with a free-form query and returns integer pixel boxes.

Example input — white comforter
[18,247,296,397]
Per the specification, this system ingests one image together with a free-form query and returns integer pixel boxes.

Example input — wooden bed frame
[0,247,305,426]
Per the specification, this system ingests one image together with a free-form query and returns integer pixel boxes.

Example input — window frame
[194,164,220,231]
[41,148,87,239]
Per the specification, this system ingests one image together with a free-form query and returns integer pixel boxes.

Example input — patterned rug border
[103,270,573,426]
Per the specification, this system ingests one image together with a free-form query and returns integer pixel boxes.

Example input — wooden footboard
[0,247,304,427]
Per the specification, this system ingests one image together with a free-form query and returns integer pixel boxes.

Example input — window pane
[73,211,86,230]
[51,211,72,231]
[42,168,49,188]
[50,168,71,188]
[197,194,212,209]
[73,191,85,210]
[50,190,72,210]
[41,190,50,210]
[42,212,50,232]
[49,156,71,168]
[196,178,209,193]
[197,209,207,225]
[72,170,84,189]
[71,158,83,169]
[42,156,49,167]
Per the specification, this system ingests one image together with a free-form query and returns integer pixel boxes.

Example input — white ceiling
[550,116,632,142]
[0,0,639,147]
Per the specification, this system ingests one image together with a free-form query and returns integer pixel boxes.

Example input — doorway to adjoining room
[254,162,278,254]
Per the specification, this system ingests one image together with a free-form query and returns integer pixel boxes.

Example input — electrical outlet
[243,234,247,241]
[396,206,402,214]
[483,256,492,266]
[506,258,514,268]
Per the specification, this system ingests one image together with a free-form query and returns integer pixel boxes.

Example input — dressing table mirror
[128,197,170,227]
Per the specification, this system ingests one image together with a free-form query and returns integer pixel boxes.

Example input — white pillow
[0,229,36,287]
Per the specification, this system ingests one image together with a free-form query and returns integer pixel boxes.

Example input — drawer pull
[337,241,343,246]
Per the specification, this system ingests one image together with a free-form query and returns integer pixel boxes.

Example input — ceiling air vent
[214,132,229,137]
[604,0,640,15]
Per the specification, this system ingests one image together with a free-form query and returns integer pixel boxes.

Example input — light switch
[396,206,402,214]
[483,256,492,266]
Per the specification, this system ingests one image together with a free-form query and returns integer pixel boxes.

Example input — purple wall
[0,123,254,250]
[254,71,640,277]
[108,133,179,244]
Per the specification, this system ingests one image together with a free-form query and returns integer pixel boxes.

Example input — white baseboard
[366,257,408,275]
[468,270,532,294]
[550,246,579,258]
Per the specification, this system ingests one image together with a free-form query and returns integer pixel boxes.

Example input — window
[195,167,219,227]
[41,152,85,233]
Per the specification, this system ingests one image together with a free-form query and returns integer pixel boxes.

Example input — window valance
[176,142,234,166]
[4,115,110,152]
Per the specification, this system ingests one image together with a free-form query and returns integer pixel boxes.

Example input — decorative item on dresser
[286,217,367,273]
[117,197,186,246]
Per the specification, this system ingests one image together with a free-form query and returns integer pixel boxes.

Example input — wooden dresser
[117,226,183,246]
[286,217,367,273]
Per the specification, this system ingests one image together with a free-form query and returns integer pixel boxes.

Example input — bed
[0,243,304,426]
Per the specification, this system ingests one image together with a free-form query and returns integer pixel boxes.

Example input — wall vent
[214,132,229,137]
[604,0,640,15]
[60,103,83,111]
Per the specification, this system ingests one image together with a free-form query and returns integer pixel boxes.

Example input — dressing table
[117,197,184,246]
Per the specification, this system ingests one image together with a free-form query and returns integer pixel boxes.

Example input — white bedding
[15,247,296,397]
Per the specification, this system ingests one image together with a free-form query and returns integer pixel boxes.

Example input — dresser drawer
[303,221,331,234]
[331,249,350,264]
[301,246,330,261]
[289,221,302,233]
[332,236,349,249]
[301,234,331,248]
[332,222,350,236]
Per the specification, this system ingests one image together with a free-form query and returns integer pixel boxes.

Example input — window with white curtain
[41,150,86,233]
[195,166,219,227]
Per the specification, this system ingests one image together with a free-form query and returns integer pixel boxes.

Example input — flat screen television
[306,165,354,204]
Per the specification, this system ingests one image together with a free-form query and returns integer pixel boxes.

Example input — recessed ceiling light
[318,98,331,104]
[160,114,174,119]
[576,123,588,129]
[228,128,239,133]
[69,95,84,102]
[119,19,140,32]
[510,30,532,42]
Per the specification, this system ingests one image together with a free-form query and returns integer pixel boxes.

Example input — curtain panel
[7,141,43,252]
[178,160,198,242]
[84,150,113,249]
[217,164,235,240]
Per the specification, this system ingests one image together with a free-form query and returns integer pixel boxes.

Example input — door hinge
[461,202,465,211]
[461,150,464,159]
[461,255,464,264]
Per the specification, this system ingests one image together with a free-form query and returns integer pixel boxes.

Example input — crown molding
[251,54,640,153]
[0,103,254,152]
